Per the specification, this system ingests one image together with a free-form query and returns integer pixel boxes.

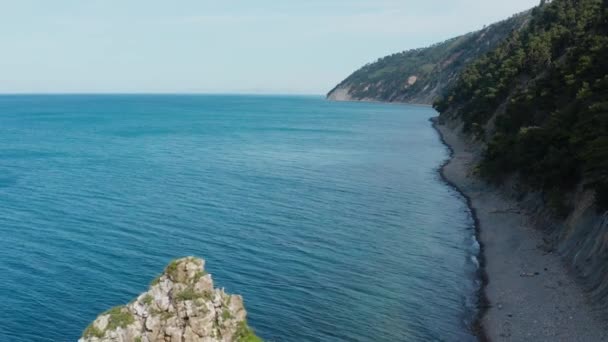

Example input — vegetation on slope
[327,13,530,104]
[435,0,608,211]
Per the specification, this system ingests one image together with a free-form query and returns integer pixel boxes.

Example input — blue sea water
[0,95,478,342]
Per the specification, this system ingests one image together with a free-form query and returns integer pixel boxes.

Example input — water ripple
[0,95,478,342]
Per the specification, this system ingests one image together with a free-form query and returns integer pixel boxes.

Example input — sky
[0,0,540,94]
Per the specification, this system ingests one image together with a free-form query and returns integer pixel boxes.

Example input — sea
[0,95,478,341]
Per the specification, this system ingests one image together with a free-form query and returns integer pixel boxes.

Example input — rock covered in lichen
[79,257,261,342]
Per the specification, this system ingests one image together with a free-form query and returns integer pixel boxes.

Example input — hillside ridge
[434,0,608,322]
[327,12,530,104]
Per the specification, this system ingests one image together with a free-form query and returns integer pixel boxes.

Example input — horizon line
[0,92,325,96]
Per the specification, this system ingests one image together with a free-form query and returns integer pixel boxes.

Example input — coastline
[326,97,433,107]
[432,119,608,341]
[432,118,489,342]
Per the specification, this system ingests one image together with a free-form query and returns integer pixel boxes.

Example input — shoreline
[432,118,608,341]
[431,118,489,342]
[325,96,433,107]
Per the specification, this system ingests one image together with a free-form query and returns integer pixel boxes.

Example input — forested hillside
[435,0,608,211]
[326,13,530,104]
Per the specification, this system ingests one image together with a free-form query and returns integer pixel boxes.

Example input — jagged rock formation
[79,257,261,342]
[326,11,530,104]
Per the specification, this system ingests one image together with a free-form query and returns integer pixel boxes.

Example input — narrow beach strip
[433,119,607,342]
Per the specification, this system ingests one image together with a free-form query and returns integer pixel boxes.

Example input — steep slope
[80,257,261,342]
[435,0,608,213]
[435,0,608,305]
[327,13,530,104]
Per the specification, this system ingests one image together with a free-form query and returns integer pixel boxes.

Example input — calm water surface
[0,95,478,341]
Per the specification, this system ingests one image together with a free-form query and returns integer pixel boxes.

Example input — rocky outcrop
[80,257,261,342]
[326,86,354,102]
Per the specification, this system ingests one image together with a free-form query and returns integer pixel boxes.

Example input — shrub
[175,287,202,301]
[82,324,104,338]
[150,275,162,286]
[221,309,232,320]
[235,321,263,342]
[142,294,153,305]
[104,306,135,331]
[192,270,207,283]
[165,260,180,280]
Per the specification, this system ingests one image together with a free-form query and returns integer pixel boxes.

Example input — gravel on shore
[434,120,608,342]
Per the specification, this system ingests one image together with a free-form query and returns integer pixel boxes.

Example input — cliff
[435,0,608,307]
[434,118,608,340]
[326,12,530,104]
[79,257,261,342]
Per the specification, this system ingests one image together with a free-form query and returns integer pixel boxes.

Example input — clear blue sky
[0,0,539,94]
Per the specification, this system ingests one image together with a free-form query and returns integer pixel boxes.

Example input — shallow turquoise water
[0,95,478,341]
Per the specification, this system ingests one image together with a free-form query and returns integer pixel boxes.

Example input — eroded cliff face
[516,183,608,307]
[326,86,354,102]
[440,116,608,309]
[79,257,261,342]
